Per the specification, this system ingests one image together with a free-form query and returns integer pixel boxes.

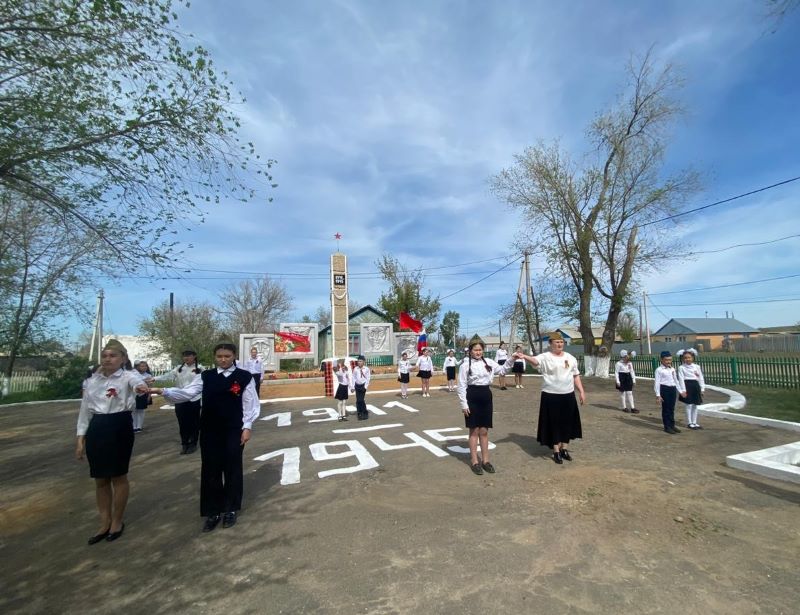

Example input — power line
[650,296,800,307]
[440,256,523,301]
[648,273,800,295]
[164,254,515,278]
[693,234,800,255]
[640,175,800,227]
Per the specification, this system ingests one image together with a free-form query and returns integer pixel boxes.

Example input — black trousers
[251,374,262,397]
[659,385,677,430]
[355,384,368,418]
[175,400,201,446]
[199,425,243,517]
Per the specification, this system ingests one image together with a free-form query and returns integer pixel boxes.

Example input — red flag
[399,311,423,333]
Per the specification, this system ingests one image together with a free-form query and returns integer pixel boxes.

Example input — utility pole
[642,291,651,354]
[638,303,644,355]
[509,257,526,348]
[88,289,104,363]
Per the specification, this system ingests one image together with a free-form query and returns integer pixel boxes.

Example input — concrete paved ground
[1,378,798,614]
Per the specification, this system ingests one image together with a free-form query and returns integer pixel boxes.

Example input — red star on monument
[334,232,342,240]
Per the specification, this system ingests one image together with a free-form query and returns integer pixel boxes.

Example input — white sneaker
[519,385,524,389]
[515,385,520,389]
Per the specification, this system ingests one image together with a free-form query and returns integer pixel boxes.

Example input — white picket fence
[7,370,49,394]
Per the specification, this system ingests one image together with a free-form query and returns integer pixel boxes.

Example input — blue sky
[82,0,800,342]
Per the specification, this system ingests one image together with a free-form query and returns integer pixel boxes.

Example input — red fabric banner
[274,331,311,353]
[399,311,423,333]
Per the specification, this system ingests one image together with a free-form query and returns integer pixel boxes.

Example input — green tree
[492,49,699,355]
[375,254,441,333]
[0,0,275,265]
[439,311,460,348]
[138,299,226,366]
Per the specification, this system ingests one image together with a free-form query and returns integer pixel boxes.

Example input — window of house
[665,337,672,342]
[678,336,686,342]
[348,334,360,356]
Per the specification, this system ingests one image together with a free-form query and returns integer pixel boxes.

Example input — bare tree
[304,300,362,328]
[139,300,225,366]
[0,196,102,394]
[217,276,293,336]
[492,49,699,358]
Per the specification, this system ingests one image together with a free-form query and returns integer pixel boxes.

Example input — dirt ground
[1,375,799,614]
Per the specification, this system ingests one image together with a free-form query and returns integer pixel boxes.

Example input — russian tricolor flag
[416,331,427,353]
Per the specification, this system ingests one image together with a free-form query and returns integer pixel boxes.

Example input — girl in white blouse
[456,338,513,475]
[333,358,352,420]
[416,348,434,397]
[495,341,509,390]
[397,352,411,399]
[677,349,706,429]
[614,350,637,413]
[76,339,148,545]
[443,349,458,392]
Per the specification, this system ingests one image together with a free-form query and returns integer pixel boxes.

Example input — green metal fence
[611,355,800,389]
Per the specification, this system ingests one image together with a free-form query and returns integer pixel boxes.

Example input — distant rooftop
[653,318,759,336]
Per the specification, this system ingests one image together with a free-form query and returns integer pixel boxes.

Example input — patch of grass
[727,385,800,423]
[0,391,44,405]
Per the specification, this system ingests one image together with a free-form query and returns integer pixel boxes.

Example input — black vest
[200,368,253,429]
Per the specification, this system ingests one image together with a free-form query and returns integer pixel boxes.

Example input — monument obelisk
[330,251,349,358]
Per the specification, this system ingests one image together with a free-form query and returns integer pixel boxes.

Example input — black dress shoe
[471,463,483,475]
[482,462,496,474]
[106,524,125,542]
[560,449,572,461]
[631,408,640,414]
[88,528,110,545]
[202,515,221,533]
[672,426,681,433]
[222,512,237,529]
[553,453,563,464]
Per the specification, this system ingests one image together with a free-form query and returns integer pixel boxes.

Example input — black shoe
[665,427,676,434]
[186,444,197,454]
[222,512,237,529]
[342,416,348,421]
[560,449,572,461]
[471,463,483,475]
[501,386,507,390]
[202,515,221,533]
[553,453,563,464]
[482,462,496,474]
[672,426,682,433]
[622,408,630,413]
[106,524,125,542]
[631,408,640,414]
[88,528,110,545]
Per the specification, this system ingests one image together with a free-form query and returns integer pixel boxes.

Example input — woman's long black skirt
[679,379,703,404]
[537,392,582,447]
[465,385,493,428]
[85,411,134,478]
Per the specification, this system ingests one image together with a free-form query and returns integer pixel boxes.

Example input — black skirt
[617,372,634,392]
[135,393,150,410]
[446,366,456,380]
[679,379,703,405]
[512,362,525,374]
[417,370,432,379]
[398,372,410,383]
[334,384,349,400]
[497,359,507,366]
[537,392,582,447]
[85,411,134,478]
[465,385,493,428]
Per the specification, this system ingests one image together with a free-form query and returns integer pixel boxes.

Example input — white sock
[619,392,627,409]
[338,400,346,417]
[686,404,693,425]
[689,404,698,425]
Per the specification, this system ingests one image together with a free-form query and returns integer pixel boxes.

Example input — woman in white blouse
[416,347,434,397]
[76,339,148,544]
[456,337,513,475]
[516,332,586,465]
